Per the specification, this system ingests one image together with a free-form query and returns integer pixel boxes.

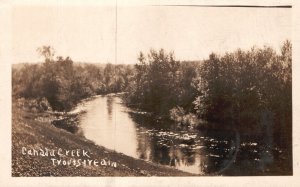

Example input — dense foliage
[12,41,292,148]
[194,41,291,136]
[124,41,291,147]
[12,46,134,111]
[123,49,199,116]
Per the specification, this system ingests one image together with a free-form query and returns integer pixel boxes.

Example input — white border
[0,0,299,186]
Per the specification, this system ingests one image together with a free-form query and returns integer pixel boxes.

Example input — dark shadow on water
[106,96,114,120]
[51,117,79,134]
[127,111,292,175]
[76,95,292,175]
[128,111,240,175]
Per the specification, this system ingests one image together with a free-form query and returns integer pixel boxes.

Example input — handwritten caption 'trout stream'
[21,147,117,168]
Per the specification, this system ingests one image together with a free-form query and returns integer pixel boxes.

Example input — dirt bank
[12,99,195,176]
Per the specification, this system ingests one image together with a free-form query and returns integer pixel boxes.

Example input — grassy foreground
[12,100,194,176]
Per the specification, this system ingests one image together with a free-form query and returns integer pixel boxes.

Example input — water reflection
[79,95,138,157]
[78,95,288,175]
[128,111,240,174]
[106,96,114,120]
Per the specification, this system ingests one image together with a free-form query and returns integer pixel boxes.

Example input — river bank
[12,95,292,176]
[12,98,195,176]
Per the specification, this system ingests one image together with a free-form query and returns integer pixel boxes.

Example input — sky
[12,5,292,64]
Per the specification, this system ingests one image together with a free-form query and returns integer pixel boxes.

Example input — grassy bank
[12,99,194,176]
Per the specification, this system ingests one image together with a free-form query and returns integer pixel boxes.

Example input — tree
[37,46,55,63]
[125,49,197,115]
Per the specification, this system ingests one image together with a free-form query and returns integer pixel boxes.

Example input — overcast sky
[12,5,291,64]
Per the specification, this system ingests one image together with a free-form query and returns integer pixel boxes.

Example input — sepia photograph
[1,0,298,184]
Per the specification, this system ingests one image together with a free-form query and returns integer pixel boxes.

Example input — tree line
[123,40,291,148]
[12,41,292,148]
[12,46,134,111]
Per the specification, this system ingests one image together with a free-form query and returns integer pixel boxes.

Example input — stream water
[75,94,289,175]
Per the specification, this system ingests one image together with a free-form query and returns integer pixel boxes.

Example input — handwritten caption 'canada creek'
[21,147,117,168]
